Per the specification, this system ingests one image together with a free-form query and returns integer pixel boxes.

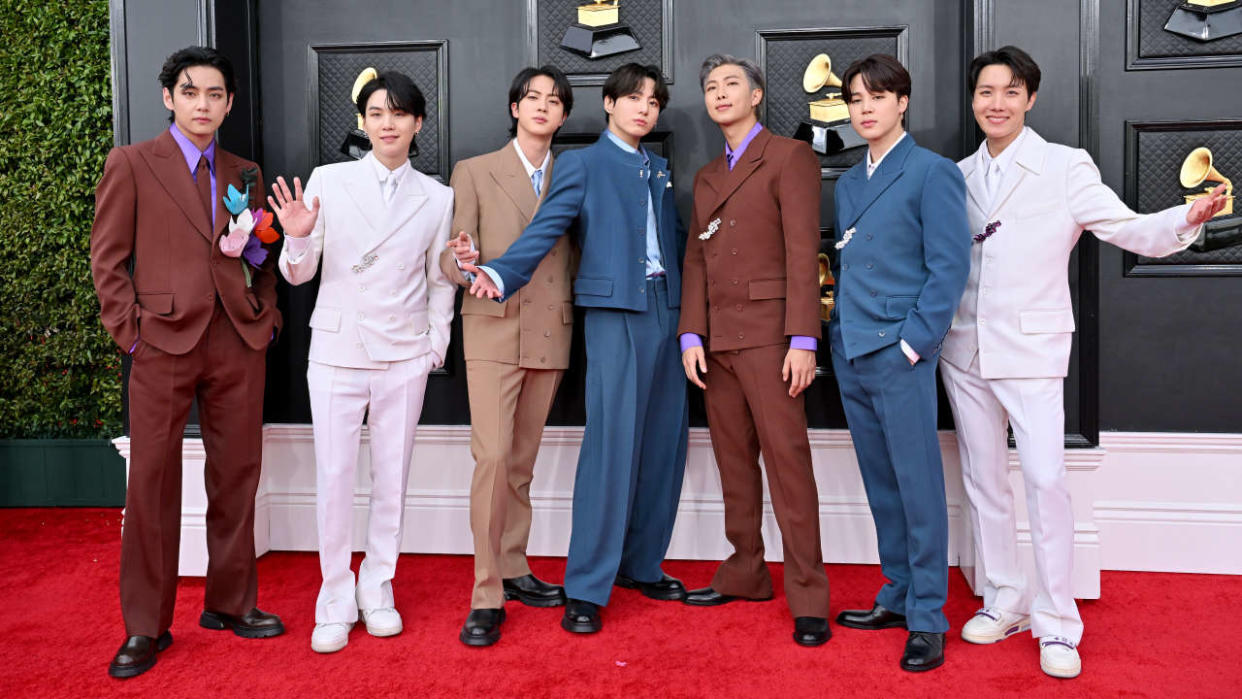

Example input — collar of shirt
[724,121,764,170]
[865,130,907,178]
[369,151,411,188]
[512,138,551,179]
[605,129,650,167]
[169,123,216,176]
[979,125,1028,178]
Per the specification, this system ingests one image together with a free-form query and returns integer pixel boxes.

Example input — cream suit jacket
[279,153,455,369]
[943,128,1196,379]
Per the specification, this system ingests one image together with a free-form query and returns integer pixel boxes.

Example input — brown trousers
[121,303,266,637]
[704,343,830,618]
[466,360,563,609]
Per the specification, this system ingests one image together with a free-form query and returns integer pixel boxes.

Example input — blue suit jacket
[486,131,685,311]
[828,135,970,360]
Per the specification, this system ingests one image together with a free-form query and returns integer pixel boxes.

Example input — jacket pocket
[1019,308,1075,334]
[573,276,613,297]
[308,306,341,332]
[748,279,786,300]
[885,295,918,319]
[461,295,506,317]
[136,292,173,316]
[562,302,575,324]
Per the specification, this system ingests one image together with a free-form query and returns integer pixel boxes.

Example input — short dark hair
[507,65,574,137]
[356,71,427,157]
[840,54,911,102]
[158,46,237,123]
[602,63,669,115]
[968,45,1041,95]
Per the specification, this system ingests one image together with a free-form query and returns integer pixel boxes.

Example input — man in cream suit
[441,66,576,647]
[270,72,455,653]
[944,46,1227,679]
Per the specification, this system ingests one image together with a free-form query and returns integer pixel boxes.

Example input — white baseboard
[110,427,1242,594]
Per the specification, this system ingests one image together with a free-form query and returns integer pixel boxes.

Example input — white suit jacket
[279,153,455,370]
[943,128,1197,379]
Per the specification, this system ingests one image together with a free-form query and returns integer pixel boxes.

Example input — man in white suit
[269,71,455,653]
[944,46,1228,679]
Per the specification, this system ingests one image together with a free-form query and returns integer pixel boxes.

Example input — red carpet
[0,508,1237,698]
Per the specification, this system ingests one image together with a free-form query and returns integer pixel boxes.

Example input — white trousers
[306,354,432,624]
[940,355,1083,644]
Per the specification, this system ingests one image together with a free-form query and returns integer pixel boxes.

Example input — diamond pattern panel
[760,33,898,172]
[536,0,666,78]
[1137,0,1242,58]
[1134,125,1242,265]
[315,46,444,176]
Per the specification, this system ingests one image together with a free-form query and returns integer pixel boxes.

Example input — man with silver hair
[678,54,831,646]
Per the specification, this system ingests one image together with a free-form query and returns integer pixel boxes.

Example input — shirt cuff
[454,238,479,282]
[789,335,817,351]
[1172,203,1202,244]
[283,234,312,262]
[679,333,703,353]
[478,266,505,296]
[899,339,920,364]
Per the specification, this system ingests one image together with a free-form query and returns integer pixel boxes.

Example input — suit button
[730,220,736,227]
[397,263,406,270]
[865,263,874,270]
[388,315,395,322]
[544,330,551,337]
[866,233,873,240]
[731,248,738,255]
[712,305,719,311]
[842,263,849,271]
[551,250,557,257]
[360,285,367,291]
[548,276,554,283]
[870,291,877,297]
[735,304,742,311]
[540,356,546,364]
[878,331,886,337]
[358,313,366,320]
[547,304,554,310]
[640,257,645,263]
[523,299,531,305]
[731,279,738,285]
[737,332,744,339]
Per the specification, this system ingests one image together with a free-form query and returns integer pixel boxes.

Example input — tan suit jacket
[439,144,575,369]
[679,128,821,351]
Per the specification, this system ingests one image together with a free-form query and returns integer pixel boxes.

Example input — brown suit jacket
[439,143,575,369]
[91,129,281,355]
[679,128,821,352]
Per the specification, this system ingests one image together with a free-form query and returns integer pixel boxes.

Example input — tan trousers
[466,360,563,609]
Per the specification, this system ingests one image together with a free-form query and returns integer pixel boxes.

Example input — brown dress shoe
[199,607,285,638]
[108,631,172,679]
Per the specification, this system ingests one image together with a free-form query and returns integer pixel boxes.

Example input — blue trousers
[564,277,689,606]
[831,337,949,633]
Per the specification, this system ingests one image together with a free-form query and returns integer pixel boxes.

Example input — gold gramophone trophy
[1180,146,1242,252]
[560,0,641,60]
[1165,0,1242,42]
[339,67,378,159]
[792,53,866,156]
[818,252,835,322]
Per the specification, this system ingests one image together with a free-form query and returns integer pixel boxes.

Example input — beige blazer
[440,143,575,369]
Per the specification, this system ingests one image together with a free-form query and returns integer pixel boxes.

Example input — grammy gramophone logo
[560,0,641,60]
[1179,145,1241,252]
[1165,0,1242,42]
[792,52,865,156]
[339,67,378,160]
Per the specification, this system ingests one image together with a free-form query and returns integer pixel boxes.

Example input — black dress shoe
[683,586,774,606]
[503,574,567,608]
[199,607,285,638]
[107,631,172,679]
[614,573,687,601]
[901,631,945,672]
[459,608,506,647]
[560,599,601,634]
[835,603,907,630]
[793,617,831,646]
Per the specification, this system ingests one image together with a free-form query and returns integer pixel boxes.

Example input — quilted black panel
[1136,0,1242,58]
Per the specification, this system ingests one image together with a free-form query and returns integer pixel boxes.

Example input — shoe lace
[1041,635,1076,649]
[974,607,1001,622]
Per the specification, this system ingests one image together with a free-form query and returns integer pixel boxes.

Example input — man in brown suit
[91,47,284,679]
[678,54,831,646]
[441,66,576,647]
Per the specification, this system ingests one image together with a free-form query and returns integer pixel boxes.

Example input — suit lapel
[648,151,669,226]
[986,162,1027,219]
[706,128,770,217]
[139,130,212,240]
[371,171,428,251]
[213,150,244,240]
[987,129,1046,219]
[343,156,387,252]
[492,145,539,223]
[962,144,988,217]
[844,136,913,229]
[695,156,728,229]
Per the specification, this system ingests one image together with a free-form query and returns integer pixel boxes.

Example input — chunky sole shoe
[504,588,567,608]
[107,632,172,679]
[961,612,1031,645]
[310,623,352,654]
[199,611,284,639]
[459,609,506,647]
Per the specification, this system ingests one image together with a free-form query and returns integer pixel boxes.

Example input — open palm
[267,175,320,238]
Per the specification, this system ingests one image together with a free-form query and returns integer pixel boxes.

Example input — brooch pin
[974,220,1001,244]
[699,217,721,241]
[834,227,855,250]
[351,252,378,274]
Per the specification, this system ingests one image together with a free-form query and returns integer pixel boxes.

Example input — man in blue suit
[827,55,970,672]
[463,63,688,634]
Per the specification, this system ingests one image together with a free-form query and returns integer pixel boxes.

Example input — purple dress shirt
[679,122,817,354]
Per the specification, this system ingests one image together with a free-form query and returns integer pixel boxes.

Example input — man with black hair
[91,45,284,679]
[462,63,689,635]
[944,45,1224,679]
[271,70,456,654]
[440,66,575,647]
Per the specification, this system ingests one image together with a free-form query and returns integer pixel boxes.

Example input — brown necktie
[195,155,213,229]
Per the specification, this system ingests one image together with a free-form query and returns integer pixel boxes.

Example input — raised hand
[445,231,479,265]
[1187,182,1230,226]
[682,346,707,390]
[466,267,502,299]
[267,176,320,238]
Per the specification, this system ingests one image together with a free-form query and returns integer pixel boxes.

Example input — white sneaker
[359,607,403,637]
[1039,636,1082,678]
[960,607,1031,644]
[310,622,352,653]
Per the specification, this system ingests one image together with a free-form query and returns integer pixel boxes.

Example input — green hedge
[0,0,121,439]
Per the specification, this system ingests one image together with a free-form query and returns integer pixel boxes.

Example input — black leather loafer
[561,599,602,633]
[901,631,945,672]
[107,631,172,679]
[683,586,773,606]
[459,608,506,647]
[835,603,907,630]
[614,573,687,601]
[503,574,567,608]
[793,617,831,646]
[199,607,285,638]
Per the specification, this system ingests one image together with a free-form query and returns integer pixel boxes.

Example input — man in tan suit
[91,47,284,680]
[442,66,576,647]
[678,55,830,646]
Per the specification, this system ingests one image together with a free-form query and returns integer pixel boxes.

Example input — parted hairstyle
[356,71,427,157]
[158,46,237,123]
[602,63,669,116]
[840,53,911,102]
[968,45,1041,94]
[699,53,766,117]
[508,65,574,137]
